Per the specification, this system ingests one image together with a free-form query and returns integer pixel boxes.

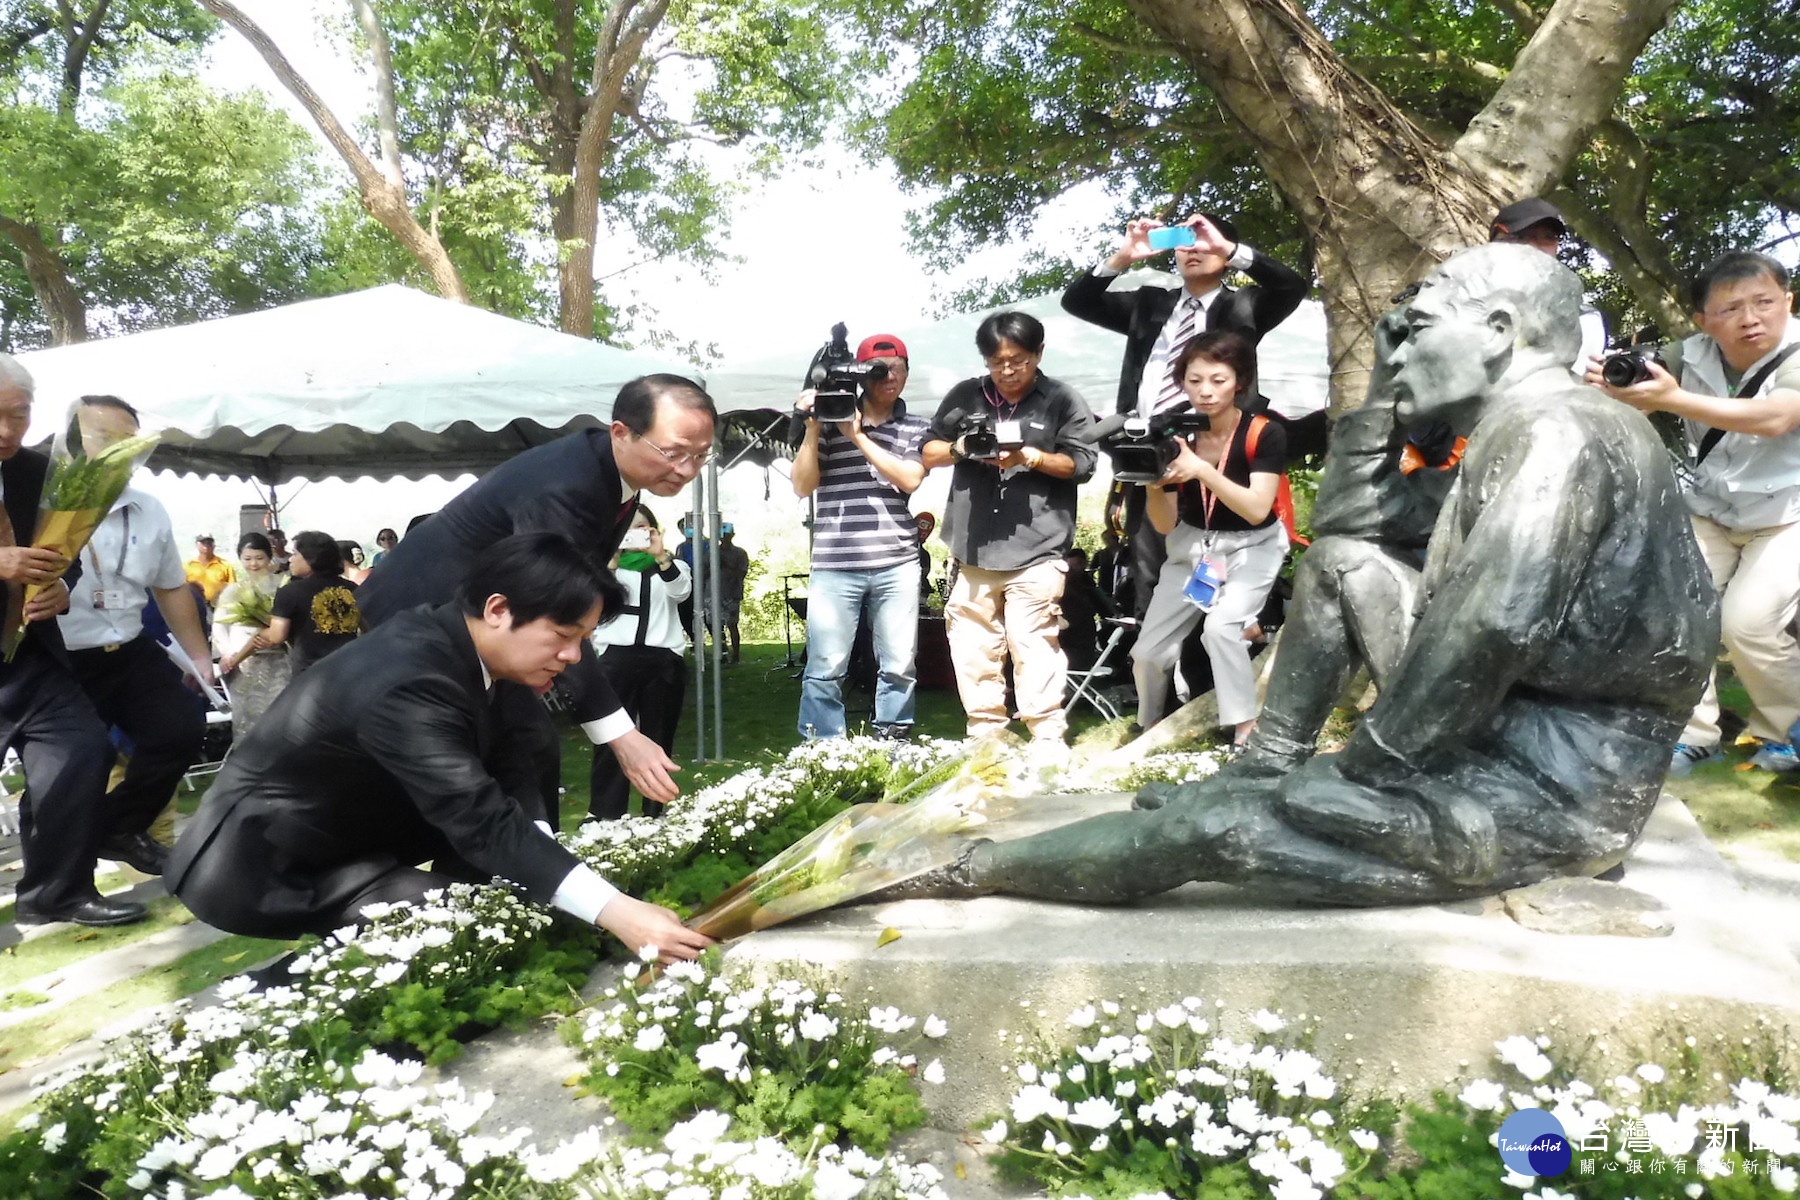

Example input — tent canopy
[16,285,690,483]
[702,274,1331,421]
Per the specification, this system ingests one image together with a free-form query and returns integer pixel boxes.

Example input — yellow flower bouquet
[684,739,1025,941]
[2,405,159,660]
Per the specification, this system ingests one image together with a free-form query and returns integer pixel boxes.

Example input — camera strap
[1694,343,1800,466]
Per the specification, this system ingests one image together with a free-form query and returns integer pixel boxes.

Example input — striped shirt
[811,401,931,572]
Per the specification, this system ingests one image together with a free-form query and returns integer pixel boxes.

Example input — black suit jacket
[1061,249,1310,415]
[1,449,81,672]
[356,430,636,724]
[167,602,579,937]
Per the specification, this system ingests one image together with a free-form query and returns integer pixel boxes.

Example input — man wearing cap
[1489,197,1609,373]
[184,535,237,606]
[715,522,748,664]
[791,333,933,739]
[1062,213,1311,626]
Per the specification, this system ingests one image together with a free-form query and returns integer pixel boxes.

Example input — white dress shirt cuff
[1092,262,1123,278]
[582,709,637,744]
[1228,242,1255,271]
[552,863,620,925]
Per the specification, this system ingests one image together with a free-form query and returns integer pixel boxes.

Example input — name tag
[92,589,131,611]
[996,419,1024,445]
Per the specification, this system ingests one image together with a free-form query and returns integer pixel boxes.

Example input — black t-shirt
[1173,415,1287,532]
[273,574,362,674]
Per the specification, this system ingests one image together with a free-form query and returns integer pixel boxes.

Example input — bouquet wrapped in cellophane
[684,739,1026,941]
[215,580,275,629]
[2,404,159,660]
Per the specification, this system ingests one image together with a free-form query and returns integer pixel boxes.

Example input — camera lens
[1601,353,1645,388]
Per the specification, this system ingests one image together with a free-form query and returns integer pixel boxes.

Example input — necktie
[1151,296,1204,415]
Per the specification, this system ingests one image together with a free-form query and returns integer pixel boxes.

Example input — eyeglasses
[638,434,714,468]
[1705,295,1790,322]
[985,355,1037,374]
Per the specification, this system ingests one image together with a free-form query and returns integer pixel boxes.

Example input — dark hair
[291,531,344,576]
[634,504,660,531]
[267,528,286,539]
[79,394,140,422]
[376,527,398,543]
[1691,251,1792,312]
[457,531,626,625]
[1171,329,1258,398]
[336,539,366,567]
[1065,546,1090,568]
[612,373,718,437]
[976,311,1046,358]
[237,531,271,556]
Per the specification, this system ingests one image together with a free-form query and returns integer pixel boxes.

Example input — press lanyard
[86,506,130,581]
[1195,423,1237,531]
[980,378,1024,418]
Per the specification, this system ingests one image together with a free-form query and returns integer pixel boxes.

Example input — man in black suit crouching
[1063,213,1312,621]
[167,532,711,963]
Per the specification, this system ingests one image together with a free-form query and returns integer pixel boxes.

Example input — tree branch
[349,0,405,188]
[197,0,469,302]
[1483,0,1543,37]
[1067,22,1177,57]
[59,0,114,117]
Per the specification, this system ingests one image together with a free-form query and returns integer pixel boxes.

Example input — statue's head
[1385,243,1583,426]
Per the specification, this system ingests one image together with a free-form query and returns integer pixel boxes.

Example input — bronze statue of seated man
[909,243,1719,908]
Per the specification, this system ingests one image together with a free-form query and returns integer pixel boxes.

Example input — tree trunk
[0,216,88,344]
[1124,0,1682,410]
[559,0,670,338]
[196,0,470,305]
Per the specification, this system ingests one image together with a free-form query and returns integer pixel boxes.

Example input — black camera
[1095,404,1212,483]
[948,410,1002,460]
[1599,346,1667,388]
[801,322,891,423]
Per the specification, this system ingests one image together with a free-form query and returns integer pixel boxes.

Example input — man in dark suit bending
[358,374,716,822]
[1063,214,1312,620]
[167,532,711,962]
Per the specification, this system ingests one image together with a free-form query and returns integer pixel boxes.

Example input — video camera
[1092,403,1212,483]
[1598,344,1668,388]
[937,408,1027,462]
[801,322,892,423]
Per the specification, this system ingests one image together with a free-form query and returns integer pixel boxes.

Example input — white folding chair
[1063,616,1137,722]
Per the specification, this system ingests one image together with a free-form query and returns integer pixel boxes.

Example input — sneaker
[1667,743,1720,777]
[1749,742,1800,773]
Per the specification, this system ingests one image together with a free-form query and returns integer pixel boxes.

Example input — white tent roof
[702,272,1331,420]
[16,284,691,483]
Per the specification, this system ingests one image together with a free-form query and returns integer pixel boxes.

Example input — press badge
[995,418,1024,446]
[1182,557,1226,611]
[93,589,130,610]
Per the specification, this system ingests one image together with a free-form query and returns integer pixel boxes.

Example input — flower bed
[4,738,1798,1200]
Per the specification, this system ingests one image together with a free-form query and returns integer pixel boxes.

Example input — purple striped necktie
[1150,295,1204,415]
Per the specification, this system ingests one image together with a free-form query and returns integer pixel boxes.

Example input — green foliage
[570,956,932,1151]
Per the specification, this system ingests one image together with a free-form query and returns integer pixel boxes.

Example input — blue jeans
[800,562,919,738]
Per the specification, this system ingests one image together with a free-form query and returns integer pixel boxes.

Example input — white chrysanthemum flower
[1251,1009,1287,1033]
[1011,1084,1070,1124]
[922,1059,946,1085]
[1069,1097,1123,1129]
[1067,1005,1098,1029]
[1460,1079,1509,1112]
[922,1014,949,1039]
[982,1120,1009,1145]
[1351,1128,1380,1152]
[634,1024,668,1053]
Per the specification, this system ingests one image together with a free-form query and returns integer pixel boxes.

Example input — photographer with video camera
[1128,330,1288,750]
[922,311,1097,766]
[792,329,932,740]
[1588,250,1800,776]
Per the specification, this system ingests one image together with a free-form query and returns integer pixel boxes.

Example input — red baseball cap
[856,334,908,362]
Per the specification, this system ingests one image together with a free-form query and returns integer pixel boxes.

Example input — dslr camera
[947,410,1015,461]
[801,322,892,423]
[1599,345,1667,388]
[1096,403,1212,483]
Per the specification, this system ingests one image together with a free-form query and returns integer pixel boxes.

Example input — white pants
[1133,521,1288,729]
[1683,515,1800,746]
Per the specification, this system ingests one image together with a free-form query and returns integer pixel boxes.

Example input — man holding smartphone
[791,334,933,739]
[1062,213,1310,623]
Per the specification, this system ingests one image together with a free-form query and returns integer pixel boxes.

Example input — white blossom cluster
[524,1110,950,1200]
[985,998,1380,1200]
[564,737,957,890]
[577,958,948,1105]
[1457,1032,1800,1193]
[1112,750,1232,791]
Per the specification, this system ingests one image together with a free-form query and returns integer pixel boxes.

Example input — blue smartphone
[1148,226,1197,251]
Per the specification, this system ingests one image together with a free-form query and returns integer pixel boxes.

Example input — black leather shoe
[98,832,169,876]
[15,896,150,927]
